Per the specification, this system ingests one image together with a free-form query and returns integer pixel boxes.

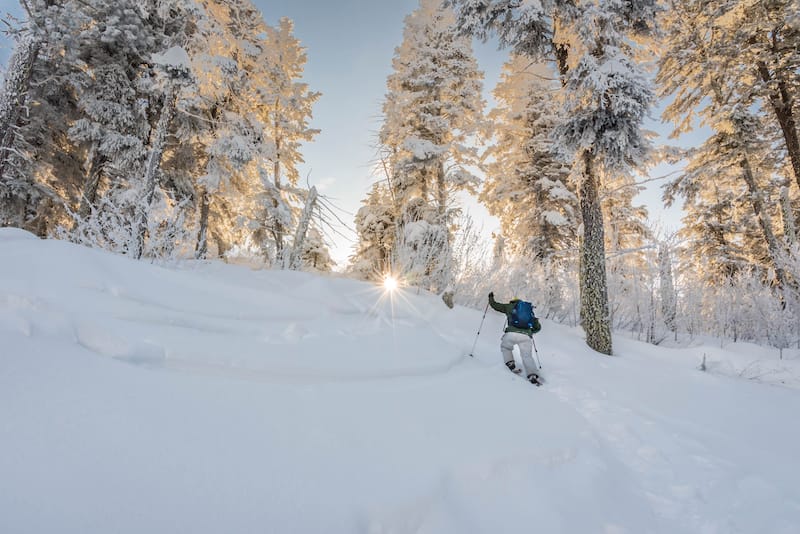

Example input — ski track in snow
[2,229,800,534]
[541,335,800,534]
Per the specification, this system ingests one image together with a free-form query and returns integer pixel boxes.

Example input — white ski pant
[501,332,537,376]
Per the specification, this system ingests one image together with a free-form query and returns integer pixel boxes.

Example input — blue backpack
[510,300,535,329]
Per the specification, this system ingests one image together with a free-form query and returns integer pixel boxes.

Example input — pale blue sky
[1,0,684,264]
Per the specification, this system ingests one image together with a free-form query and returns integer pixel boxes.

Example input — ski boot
[505,361,521,374]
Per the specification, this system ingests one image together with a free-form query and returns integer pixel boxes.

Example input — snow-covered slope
[2,228,799,534]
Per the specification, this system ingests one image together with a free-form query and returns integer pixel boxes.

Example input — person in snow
[488,292,542,385]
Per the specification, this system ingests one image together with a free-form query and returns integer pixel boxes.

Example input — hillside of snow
[2,228,800,534]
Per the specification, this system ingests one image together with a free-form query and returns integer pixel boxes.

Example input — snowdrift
[2,229,799,533]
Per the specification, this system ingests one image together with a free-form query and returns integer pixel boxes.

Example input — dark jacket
[489,294,542,336]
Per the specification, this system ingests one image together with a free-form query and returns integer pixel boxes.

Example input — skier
[488,292,542,385]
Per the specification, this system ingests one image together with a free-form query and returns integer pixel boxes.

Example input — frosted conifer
[376,0,485,296]
[450,0,658,354]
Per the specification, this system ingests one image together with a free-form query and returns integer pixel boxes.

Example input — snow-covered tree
[351,182,397,280]
[451,0,658,354]
[260,17,321,262]
[296,226,334,272]
[664,155,748,284]
[720,0,800,193]
[0,0,324,265]
[376,0,485,298]
[62,0,195,223]
[185,8,319,264]
[188,0,268,259]
[483,56,577,260]
[0,0,200,243]
[132,46,193,260]
[658,240,677,334]
[0,0,81,229]
[0,29,40,213]
[658,0,797,294]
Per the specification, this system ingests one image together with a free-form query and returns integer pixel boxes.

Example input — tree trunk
[435,159,446,219]
[738,150,792,291]
[273,107,285,260]
[286,186,317,270]
[272,134,286,263]
[133,83,178,259]
[214,232,227,259]
[434,158,454,304]
[0,32,40,184]
[195,187,210,259]
[658,242,677,333]
[579,150,613,355]
[780,185,796,246]
[757,62,800,194]
[77,150,107,219]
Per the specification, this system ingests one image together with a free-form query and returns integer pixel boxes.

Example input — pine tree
[0,30,40,211]
[658,0,797,293]
[377,0,485,297]
[0,0,324,263]
[187,8,319,263]
[260,17,321,262]
[1,0,199,242]
[0,0,73,229]
[351,182,397,280]
[184,0,269,259]
[63,0,192,223]
[665,165,748,283]
[132,46,193,259]
[297,227,334,272]
[727,0,800,193]
[451,0,658,354]
[483,56,577,260]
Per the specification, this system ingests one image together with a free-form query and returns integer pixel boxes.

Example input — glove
[488,292,494,299]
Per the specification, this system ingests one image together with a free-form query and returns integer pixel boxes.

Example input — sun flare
[383,275,399,292]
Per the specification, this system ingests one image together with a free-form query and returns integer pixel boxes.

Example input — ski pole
[531,334,542,369]
[469,301,490,357]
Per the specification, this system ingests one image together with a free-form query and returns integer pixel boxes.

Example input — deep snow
[2,228,799,533]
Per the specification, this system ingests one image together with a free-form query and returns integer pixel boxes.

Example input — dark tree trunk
[757,62,800,194]
[133,84,178,259]
[272,115,285,261]
[738,150,792,291]
[579,150,613,355]
[77,151,107,219]
[195,187,210,259]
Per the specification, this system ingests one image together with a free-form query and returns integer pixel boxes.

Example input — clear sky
[0,0,685,265]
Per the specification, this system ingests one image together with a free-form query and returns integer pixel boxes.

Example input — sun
[383,275,399,292]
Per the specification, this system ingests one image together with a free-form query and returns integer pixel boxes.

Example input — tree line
[1,0,798,354]
[352,0,799,354]
[0,0,331,270]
